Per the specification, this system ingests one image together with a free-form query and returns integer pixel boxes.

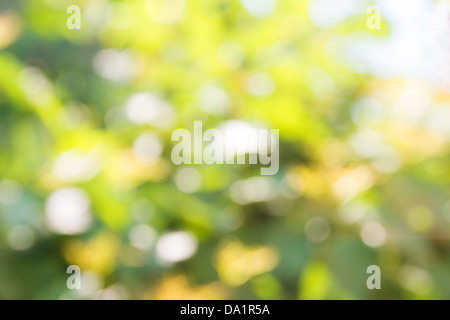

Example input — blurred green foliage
[0,0,449,300]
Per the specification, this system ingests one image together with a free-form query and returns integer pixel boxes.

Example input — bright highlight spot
[156,231,198,264]
[240,0,277,18]
[53,149,101,183]
[93,49,135,83]
[125,93,175,129]
[46,188,92,235]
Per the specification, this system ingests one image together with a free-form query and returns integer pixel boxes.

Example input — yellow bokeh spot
[215,238,280,287]
[63,232,120,274]
[406,206,434,233]
[148,274,228,300]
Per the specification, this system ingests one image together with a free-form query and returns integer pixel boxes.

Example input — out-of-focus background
[0,0,449,300]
